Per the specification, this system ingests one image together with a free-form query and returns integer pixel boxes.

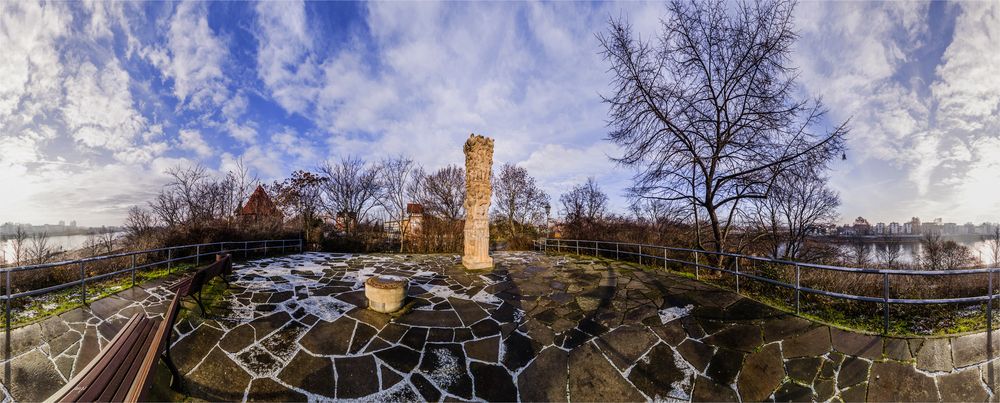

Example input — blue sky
[1,1,998,227]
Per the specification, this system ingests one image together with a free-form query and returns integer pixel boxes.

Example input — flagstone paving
[4,251,1000,401]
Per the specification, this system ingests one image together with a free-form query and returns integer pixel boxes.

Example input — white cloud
[150,0,228,109]
[63,61,147,152]
[178,129,212,157]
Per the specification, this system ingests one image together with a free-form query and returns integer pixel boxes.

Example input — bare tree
[983,227,1000,267]
[599,0,848,261]
[412,165,466,221]
[319,157,383,235]
[10,226,28,265]
[99,229,115,254]
[377,156,420,250]
[83,232,102,257]
[919,233,944,270]
[492,163,550,245]
[875,239,902,268]
[559,177,608,239]
[27,232,54,265]
[271,170,328,246]
[941,241,977,270]
[847,238,871,268]
[746,171,840,260]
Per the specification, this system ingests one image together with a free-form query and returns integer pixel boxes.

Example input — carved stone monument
[463,134,494,270]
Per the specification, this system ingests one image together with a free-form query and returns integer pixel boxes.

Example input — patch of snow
[426,347,461,388]
[658,305,693,324]
[282,296,353,322]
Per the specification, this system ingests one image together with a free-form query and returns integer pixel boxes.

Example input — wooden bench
[47,281,187,402]
[182,254,232,315]
[46,254,233,402]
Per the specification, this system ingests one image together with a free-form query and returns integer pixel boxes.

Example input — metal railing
[1,238,302,332]
[536,238,999,335]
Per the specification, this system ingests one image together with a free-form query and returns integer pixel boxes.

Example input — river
[0,233,123,265]
[838,239,996,265]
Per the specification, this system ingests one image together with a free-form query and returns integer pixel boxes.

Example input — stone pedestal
[463,134,494,270]
[365,275,408,313]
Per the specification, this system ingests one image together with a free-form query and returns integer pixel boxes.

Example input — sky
[0,1,997,227]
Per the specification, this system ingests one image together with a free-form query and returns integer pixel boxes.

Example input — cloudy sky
[1,1,997,227]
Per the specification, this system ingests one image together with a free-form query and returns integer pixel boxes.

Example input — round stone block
[365,275,408,313]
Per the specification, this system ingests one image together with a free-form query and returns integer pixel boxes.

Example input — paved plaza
[3,251,1000,401]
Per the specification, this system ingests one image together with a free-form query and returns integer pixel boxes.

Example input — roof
[238,185,281,217]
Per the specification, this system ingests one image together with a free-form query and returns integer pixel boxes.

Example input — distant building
[889,222,901,234]
[236,185,283,222]
[385,203,425,239]
[875,222,886,234]
[70,220,77,228]
[852,217,871,235]
[904,222,913,234]
[909,217,921,234]
[943,223,958,235]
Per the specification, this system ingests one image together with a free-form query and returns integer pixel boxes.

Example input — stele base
[462,256,493,270]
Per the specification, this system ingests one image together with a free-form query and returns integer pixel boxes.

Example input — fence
[536,238,999,335]
[1,238,302,333]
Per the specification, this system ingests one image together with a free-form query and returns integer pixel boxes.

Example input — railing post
[80,262,86,306]
[616,243,620,260]
[795,264,801,314]
[196,245,201,266]
[245,241,249,259]
[694,251,699,280]
[989,270,994,334]
[264,242,268,256]
[131,254,136,287]
[883,273,890,335]
[663,247,667,270]
[5,271,11,340]
[735,257,740,294]
[594,241,598,257]
[576,240,580,255]
[167,248,172,274]
[639,245,642,266]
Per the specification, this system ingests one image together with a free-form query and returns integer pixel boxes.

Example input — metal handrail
[2,238,303,331]
[536,238,999,334]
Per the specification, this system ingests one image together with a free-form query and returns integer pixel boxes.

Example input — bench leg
[192,293,207,316]
[162,349,185,392]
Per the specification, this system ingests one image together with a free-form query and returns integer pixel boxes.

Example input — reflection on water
[842,240,995,265]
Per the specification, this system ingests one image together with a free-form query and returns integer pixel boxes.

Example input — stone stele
[463,134,494,270]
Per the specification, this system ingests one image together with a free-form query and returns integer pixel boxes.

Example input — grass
[1,263,196,329]
[548,249,1000,337]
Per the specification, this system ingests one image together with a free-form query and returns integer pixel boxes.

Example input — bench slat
[96,319,159,402]
[125,291,184,402]
[76,318,153,402]
[53,314,147,402]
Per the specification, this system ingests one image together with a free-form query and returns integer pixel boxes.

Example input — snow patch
[658,305,693,324]
[282,296,353,322]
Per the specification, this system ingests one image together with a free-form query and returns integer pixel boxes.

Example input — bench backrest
[186,254,232,297]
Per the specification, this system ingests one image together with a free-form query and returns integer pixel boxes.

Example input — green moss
[2,262,197,329]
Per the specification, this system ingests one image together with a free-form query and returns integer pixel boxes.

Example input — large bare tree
[492,163,550,245]
[319,157,383,235]
[599,0,848,260]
